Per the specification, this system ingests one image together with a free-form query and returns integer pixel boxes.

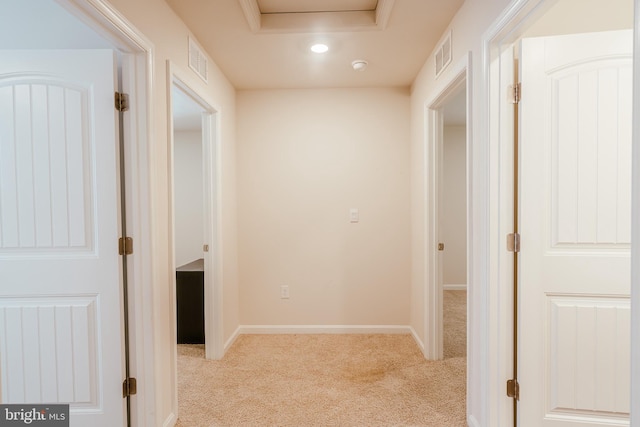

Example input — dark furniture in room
[176,258,204,344]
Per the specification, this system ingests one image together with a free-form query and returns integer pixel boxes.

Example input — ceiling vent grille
[435,31,452,78]
[188,37,208,82]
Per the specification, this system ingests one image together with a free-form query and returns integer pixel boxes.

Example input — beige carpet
[444,290,467,359]
[176,293,466,426]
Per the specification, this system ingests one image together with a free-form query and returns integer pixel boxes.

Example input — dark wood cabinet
[176,258,204,344]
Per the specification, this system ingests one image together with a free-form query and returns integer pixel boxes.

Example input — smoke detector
[351,60,368,71]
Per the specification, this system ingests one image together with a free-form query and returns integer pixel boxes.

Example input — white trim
[237,325,414,335]
[444,284,467,291]
[468,414,481,427]
[224,326,242,352]
[237,0,261,32]
[54,1,157,426]
[162,413,177,427]
[167,59,226,424]
[479,1,550,425]
[375,0,396,29]
[631,0,640,423]
[423,52,471,362]
[223,325,424,356]
[238,0,395,33]
[167,61,225,361]
[410,326,425,352]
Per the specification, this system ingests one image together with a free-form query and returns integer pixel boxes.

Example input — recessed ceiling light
[311,43,329,53]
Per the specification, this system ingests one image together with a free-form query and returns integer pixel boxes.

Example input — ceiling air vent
[435,31,452,78]
[188,37,208,83]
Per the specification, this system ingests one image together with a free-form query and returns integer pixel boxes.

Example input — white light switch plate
[349,208,359,223]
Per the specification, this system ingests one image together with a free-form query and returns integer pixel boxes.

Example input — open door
[0,50,126,426]
[518,30,632,426]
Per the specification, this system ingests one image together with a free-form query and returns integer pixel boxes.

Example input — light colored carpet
[176,291,466,426]
[444,290,467,359]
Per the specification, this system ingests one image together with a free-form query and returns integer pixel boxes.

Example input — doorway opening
[424,53,471,362]
[171,83,207,347]
[169,69,223,419]
[440,87,468,360]
[168,64,224,421]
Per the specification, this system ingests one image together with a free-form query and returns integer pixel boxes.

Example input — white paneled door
[518,31,632,426]
[0,50,125,426]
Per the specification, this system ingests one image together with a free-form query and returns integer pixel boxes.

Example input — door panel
[0,50,125,427]
[519,31,632,426]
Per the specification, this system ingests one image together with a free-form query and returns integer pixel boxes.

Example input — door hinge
[507,232,520,253]
[119,237,133,255]
[115,92,130,112]
[438,243,445,251]
[123,377,137,397]
[507,379,520,400]
[508,83,521,104]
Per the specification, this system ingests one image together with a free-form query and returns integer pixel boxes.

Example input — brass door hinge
[507,233,520,253]
[119,237,133,255]
[507,379,520,400]
[123,377,137,397]
[508,83,521,104]
[115,92,130,112]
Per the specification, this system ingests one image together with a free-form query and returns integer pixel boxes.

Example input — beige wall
[237,88,411,326]
[96,0,239,424]
[443,125,467,286]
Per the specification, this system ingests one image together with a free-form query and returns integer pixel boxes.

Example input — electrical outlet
[280,285,289,299]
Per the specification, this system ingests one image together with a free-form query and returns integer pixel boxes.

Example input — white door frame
[479,0,640,425]
[167,62,224,362]
[631,2,640,424]
[423,52,471,361]
[54,0,156,425]
[166,61,224,418]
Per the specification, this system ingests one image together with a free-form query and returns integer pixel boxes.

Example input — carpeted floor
[176,291,467,426]
[444,290,467,359]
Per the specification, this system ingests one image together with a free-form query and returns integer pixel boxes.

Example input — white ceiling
[0,0,466,131]
[165,0,465,90]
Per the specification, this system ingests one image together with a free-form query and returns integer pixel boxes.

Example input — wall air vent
[435,31,452,78]
[188,37,208,83]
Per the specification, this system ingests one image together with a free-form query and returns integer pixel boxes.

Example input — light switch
[349,208,359,223]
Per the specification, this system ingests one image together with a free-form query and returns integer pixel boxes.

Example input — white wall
[237,88,411,327]
[443,125,467,286]
[173,131,204,267]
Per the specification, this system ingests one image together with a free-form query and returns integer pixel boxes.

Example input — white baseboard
[468,414,480,427]
[444,283,467,291]
[163,412,177,427]
[224,326,241,352]
[409,326,425,354]
[236,325,413,335]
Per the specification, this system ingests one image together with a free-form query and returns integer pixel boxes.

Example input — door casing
[54,1,156,425]
[423,52,471,361]
[167,61,223,361]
